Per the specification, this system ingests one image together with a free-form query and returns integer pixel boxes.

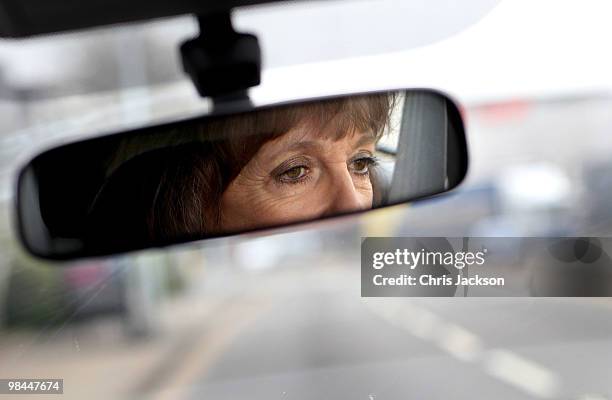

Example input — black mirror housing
[16,89,468,260]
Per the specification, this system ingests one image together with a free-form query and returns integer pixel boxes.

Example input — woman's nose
[325,169,369,215]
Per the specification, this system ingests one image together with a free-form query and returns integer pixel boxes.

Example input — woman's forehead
[260,124,375,155]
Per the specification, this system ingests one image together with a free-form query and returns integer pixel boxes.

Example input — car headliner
[0,0,302,37]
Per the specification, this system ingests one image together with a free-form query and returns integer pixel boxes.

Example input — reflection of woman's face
[220,124,377,232]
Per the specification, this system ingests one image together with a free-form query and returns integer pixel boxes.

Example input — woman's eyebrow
[267,133,375,159]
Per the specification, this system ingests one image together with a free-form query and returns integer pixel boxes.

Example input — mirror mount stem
[210,89,254,114]
[180,11,261,106]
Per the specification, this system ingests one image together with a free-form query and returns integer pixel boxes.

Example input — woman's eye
[350,157,375,175]
[279,166,308,182]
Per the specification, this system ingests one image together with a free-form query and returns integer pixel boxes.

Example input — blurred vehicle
[61,258,162,337]
[61,261,127,318]
[582,160,612,235]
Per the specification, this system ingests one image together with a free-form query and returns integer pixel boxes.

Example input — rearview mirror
[16,89,468,260]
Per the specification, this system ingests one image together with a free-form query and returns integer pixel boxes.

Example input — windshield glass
[0,0,499,99]
[2,1,612,399]
[3,95,612,398]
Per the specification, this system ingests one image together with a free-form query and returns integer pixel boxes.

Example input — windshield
[1,1,612,399]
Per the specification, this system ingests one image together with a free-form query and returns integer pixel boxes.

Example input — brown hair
[87,92,397,248]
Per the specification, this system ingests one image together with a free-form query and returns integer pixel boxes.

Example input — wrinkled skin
[220,124,377,232]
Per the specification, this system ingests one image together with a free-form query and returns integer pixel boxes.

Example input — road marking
[576,394,609,400]
[362,299,563,398]
[484,349,561,399]
[399,306,440,340]
[436,323,484,363]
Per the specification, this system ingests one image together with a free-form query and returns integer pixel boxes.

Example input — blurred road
[128,262,612,400]
[2,255,612,400]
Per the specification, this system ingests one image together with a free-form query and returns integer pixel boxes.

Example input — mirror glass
[17,89,468,259]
